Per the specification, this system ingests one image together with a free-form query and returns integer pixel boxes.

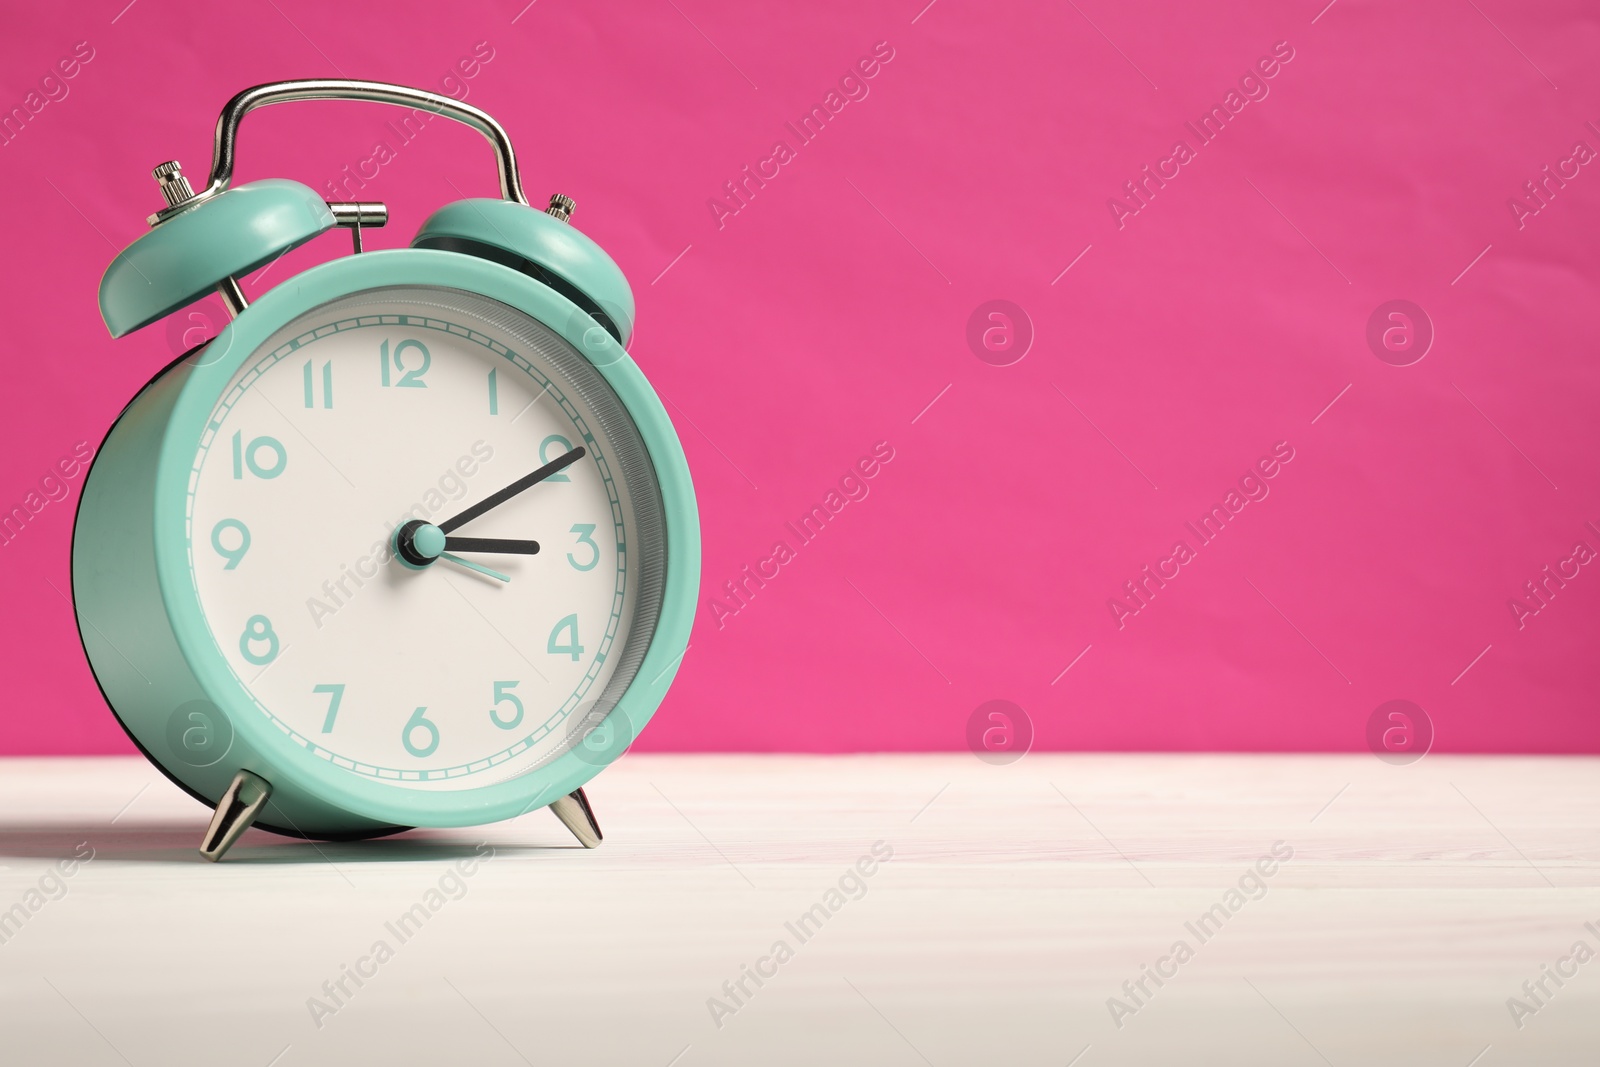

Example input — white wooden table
[0,753,1595,1065]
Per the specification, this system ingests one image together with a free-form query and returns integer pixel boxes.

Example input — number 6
[402,706,440,757]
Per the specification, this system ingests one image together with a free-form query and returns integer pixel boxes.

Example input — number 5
[490,681,524,730]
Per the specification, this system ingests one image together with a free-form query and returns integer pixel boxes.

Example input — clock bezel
[151,249,699,828]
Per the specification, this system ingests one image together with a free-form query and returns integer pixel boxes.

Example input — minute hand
[438,446,586,534]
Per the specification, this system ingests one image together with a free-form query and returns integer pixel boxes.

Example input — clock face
[183,286,666,791]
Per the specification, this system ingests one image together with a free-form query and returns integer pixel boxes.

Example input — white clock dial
[184,287,665,790]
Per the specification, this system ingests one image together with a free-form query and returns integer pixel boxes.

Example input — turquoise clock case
[74,249,700,837]
[98,179,337,338]
[414,198,636,346]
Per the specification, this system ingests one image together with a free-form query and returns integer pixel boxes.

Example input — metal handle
[156,79,528,222]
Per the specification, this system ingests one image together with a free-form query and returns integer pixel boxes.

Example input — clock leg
[199,769,272,862]
[548,788,603,848]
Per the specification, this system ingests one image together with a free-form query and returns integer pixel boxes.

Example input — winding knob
[545,193,575,223]
[152,160,197,209]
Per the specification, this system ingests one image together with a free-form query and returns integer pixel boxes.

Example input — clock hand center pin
[394,528,548,585]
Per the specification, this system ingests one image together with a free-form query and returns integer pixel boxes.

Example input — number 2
[541,435,574,481]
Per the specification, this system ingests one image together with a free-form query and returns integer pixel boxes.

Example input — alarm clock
[74,80,699,861]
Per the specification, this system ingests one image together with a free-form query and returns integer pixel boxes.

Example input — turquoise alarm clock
[74,80,699,861]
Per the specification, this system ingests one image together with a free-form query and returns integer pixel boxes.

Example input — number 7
[314,683,346,733]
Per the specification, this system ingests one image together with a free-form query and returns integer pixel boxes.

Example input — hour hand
[393,521,531,582]
[443,537,540,555]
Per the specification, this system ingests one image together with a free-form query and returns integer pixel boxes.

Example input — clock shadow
[0,824,578,865]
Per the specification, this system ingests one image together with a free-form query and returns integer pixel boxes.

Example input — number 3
[567,524,599,571]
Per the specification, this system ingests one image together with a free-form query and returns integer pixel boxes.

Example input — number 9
[211,519,251,570]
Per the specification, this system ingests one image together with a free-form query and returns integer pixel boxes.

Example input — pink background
[2,0,1597,755]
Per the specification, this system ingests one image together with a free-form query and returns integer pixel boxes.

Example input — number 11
[303,360,332,409]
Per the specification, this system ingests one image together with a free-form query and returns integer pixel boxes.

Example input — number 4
[547,614,584,661]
